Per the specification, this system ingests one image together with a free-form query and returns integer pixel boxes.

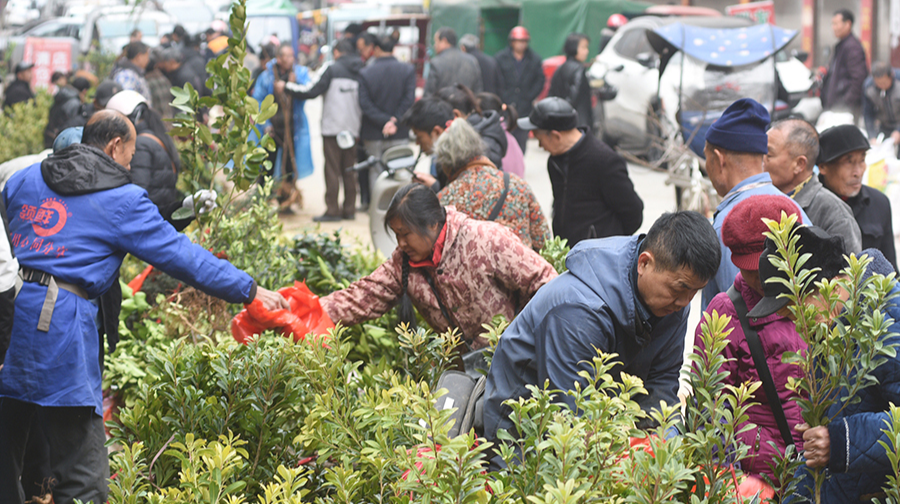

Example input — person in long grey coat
[424,28,482,96]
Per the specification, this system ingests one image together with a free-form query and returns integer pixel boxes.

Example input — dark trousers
[356,144,370,206]
[511,128,529,154]
[322,136,358,217]
[0,398,108,504]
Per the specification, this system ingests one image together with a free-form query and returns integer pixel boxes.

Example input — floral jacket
[438,157,550,251]
[320,207,557,349]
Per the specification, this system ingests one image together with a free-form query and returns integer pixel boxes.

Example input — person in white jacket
[0,196,18,369]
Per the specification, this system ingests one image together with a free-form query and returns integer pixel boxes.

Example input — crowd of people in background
[4,5,900,504]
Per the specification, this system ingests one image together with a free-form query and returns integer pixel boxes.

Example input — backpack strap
[487,172,510,221]
[727,285,795,449]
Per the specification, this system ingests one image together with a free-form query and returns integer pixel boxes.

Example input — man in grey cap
[818,124,896,270]
[764,118,862,254]
[3,62,35,110]
[518,96,643,246]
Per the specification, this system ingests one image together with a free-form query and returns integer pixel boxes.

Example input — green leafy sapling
[762,212,898,503]
[682,310,758,504]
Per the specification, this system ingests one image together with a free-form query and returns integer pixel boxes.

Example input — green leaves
[761,213,900,501]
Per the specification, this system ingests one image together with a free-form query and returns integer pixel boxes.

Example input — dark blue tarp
[648,22,797,72]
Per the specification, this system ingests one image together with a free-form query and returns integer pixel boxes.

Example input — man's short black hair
[82,111,133,149]
[641,211,721,281]
[401,97,454,132]
[834,8,854,25]
[435,27,458,47]
[126,41,149,60]
[173,24,188,40]
[563,33,589,58]
[334,38,355,56]
[375,35,396,53]
[358,32,377,47]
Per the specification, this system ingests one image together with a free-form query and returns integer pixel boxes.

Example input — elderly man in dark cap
[518,96,643,246]
[3,62,35,110]
[818,124,896,270]
[700,98,809,310]
[749,224,900,504]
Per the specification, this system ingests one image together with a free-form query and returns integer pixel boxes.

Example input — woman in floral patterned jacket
[320,184,557,350]
[432,117,549,251]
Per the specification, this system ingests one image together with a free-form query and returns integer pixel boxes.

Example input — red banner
[22,37,76,89]
[860,0,873,67]
[725,0,776,25]
[801,0,815,69]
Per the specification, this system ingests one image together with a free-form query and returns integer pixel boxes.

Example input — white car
[589,14,815,159]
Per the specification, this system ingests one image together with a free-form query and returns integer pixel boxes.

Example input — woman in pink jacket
[694,195,807,482]
[320,183,557,351]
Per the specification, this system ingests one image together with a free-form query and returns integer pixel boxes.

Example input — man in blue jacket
[0,110,287,504]
[484,211,721,446]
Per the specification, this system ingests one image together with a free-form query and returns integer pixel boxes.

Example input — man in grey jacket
[424,28,482,96]
[764,118,862,254]
[278,39,364,221]
[863,61,900,144]
[485,211,720,463]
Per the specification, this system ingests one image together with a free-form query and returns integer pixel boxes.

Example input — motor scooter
[347,145,422,258]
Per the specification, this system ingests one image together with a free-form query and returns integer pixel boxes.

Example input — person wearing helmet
[495,26,545,153]
[599,13,628,54]
[105,90,214,231]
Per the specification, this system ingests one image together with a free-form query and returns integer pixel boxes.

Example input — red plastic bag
[231,281,334,343]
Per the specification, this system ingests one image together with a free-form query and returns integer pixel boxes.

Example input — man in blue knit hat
[700,98,809,310]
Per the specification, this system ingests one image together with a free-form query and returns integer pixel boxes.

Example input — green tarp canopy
[244,0,297,16]
[430,0,649,59]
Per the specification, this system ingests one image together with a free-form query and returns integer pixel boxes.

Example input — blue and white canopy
[648,22,798,73]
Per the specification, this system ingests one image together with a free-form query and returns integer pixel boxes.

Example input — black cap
[747,226,847,319]
[817,124,869,165]
[517,97,578,131]
[94,80,123,108]
[15,61,34,74]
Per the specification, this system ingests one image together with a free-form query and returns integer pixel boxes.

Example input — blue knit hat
[704,98,770,154]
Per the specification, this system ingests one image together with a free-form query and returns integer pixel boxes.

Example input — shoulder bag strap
[727,285,795,449]
[487,172,510,221]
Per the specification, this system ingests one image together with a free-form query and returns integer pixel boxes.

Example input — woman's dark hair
[383,184,447,328]
[126,41,149,60]
[477,92,518,132]
[401,97,455,132]
[130,103,182,171]
[563,33,589,58]
[435,83,480,115]
[260,42,277,61]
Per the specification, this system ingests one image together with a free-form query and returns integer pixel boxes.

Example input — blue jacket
[794,249,900,503]
[251,60,314,180]
[0,145,255,415]
[484,235,689,442]
[701,173,809,310]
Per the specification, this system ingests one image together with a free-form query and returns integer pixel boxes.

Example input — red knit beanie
[722,195,803,270]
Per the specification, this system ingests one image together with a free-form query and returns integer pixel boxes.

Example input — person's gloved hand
[182,190,218,217]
